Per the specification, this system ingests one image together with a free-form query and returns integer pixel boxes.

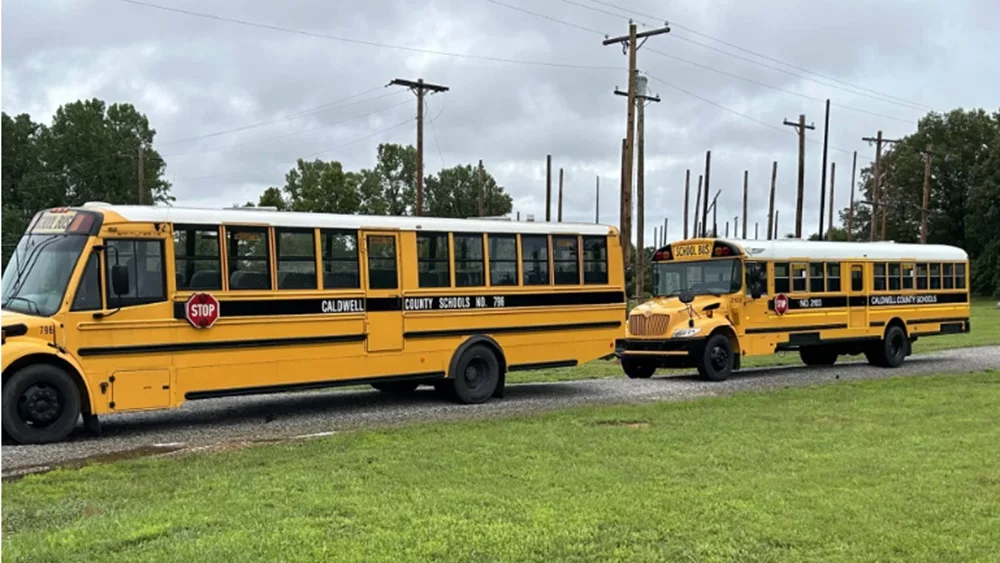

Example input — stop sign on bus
[774,293,789,316]
[185,292,220,328]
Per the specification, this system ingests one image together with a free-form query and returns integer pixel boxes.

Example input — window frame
[225,226,272,291]
[104,238,167,307]
[71,251,103,312]
[901,262,915,290]
[773,262,790,294]
[552,235,581,285]
[930,263,941,290]
[916,263,929,290]
[956,263,967,290]
[320,229,361,290]
[943,263,954,289]
[173,224,223,291]
[791,262,808,293]
[453,233,486,288]
[366,234,399,290]
[582,236,609,285]
[416,232,451,289]
[275,228,318,290]
[826,262,841,293]
[520,234,550,286]
[488,234,519,287]
[873,262,887,292]
[809,262,825,293]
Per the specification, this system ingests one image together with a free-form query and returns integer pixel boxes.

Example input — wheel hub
[710,345,729,370]
[19,384,62,427]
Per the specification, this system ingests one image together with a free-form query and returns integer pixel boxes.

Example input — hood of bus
[1,309,57,346]
[625,295,728,339]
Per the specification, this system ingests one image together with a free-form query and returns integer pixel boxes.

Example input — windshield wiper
[2,295,39,314]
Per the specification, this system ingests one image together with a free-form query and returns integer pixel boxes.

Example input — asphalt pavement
[3,345,998,478]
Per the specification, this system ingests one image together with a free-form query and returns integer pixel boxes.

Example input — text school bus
[1,204,625,444]
[616,237,970,381]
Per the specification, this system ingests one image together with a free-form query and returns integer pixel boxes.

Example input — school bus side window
[902,263,915,290]
[809,263,824,292]
[773,262,789,293]
[745,261,768,295]
[276,229,317,290]
[521,235,549,286]
[826,263,841,292]
[71,252,102,311]
[791,263,807,293]
[227,228,271,290]
[174,225,221,290]
[916,263,928,290]
[417,232,450,288]
[489,235,518,286]
[367,235,398,290]
[321,230,359,289]
[930,263,941,289]
[956,263,967,289]
[454,234,485,287]
[851,265,863,291]
[888,262,901,290]
[553,235,580,285]
[873,263,886,291]
[105,239,166,306]
[582,236,608,284]
[943,263,954,289]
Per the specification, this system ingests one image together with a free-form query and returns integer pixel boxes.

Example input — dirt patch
[593,419,650,428]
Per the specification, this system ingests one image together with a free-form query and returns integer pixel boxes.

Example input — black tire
[2,364,81,445]
[371,381,420,394]
[622,357,656,379]
[867,325,908,368]
[697,333,734,382]
[450,344,501,404]
[799,346,838,366]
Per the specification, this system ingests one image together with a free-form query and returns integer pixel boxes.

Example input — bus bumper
[615,338,706,367]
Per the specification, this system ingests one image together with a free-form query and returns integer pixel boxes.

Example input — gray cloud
[4,0,998,244]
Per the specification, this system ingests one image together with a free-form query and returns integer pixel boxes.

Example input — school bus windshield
[653,258,742,297]
[2,234,88,316]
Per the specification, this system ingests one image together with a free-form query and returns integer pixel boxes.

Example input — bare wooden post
[827,162,836,240]
[546,154,552,222]
[683,169,691,239]
[742,170,748,239]
[921,144,934,243]
[848,151,857,240]
[767,161,777,240]
[558,167,564,222]
[693,175,703,240]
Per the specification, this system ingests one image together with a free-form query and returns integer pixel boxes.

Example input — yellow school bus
[1,203,625,444]
[616,237,970,381]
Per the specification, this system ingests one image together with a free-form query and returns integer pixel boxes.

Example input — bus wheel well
[448,336,507,398]
[710,326,741,370]
[884,318,911,355]
[2,354,92,416]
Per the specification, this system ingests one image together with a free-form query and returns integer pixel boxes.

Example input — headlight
[673,327,702,338]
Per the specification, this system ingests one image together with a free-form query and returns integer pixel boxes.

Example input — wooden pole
[619,139,628,265]
[388,78,449,216]
[702,151,711,237]
[767,161,777,240]
[741,170,748,239]
[683,169,690,239]
[663,217,668,245]
[478,159,485,217]
[819,99,830,240]
[546,155,552,222]
[138,144,145,205]
[775,209,780,238]
[558,168,564,222]
[848,151,857,241]
[827,162,836,240]
[921,143,933,243]
[783,114,815,238]
[595,176,600,224]
[636,100,646,298]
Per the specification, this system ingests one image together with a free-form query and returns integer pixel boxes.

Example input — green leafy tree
[373,143,417,216]
[424,164,513,218]
[282,159,360,214]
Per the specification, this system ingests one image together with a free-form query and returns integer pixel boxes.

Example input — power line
[425,99,446,170]
[575,0,937,112]
[157,87,402,146]
[173,117,414,182]
[485,0,605,35]
[115,0,621,71]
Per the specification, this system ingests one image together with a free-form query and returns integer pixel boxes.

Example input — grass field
[4,370,999,562]
[508,298,1000,384]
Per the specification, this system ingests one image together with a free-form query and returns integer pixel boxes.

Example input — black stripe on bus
[746,323,847,334]
[77,333,366,357]
[185,371,447,401]
[509,360,579,372]
[767,292,968,312]
[404,320,622,339]
[907,317,970,325]
[171,290,625,319]
[867,292,968,306]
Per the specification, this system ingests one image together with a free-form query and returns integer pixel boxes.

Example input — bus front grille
[628,314,670,336]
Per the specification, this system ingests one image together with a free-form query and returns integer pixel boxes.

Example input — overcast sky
[3,0,998,242]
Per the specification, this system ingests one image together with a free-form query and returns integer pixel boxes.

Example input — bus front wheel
[450,344,501,404]
[622,357,656,379]
[2,364,81,445]
[697,334,734,382]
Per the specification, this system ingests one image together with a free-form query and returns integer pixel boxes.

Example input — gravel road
[3,346,998,478]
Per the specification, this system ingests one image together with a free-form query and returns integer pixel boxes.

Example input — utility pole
[138,144,146,205]
[702,151,711,237]
[558,168,564,222]
[862,131,902,240]
[545,155,552,222]
[663,218,667,245]
[725,222,730,238]
[693,175,702,240]
[827,162,836,240]
[478,159,486,217]
[604,22,671,266]
[818,99,831,240]
[741,170,748,239]
[595,176,600,224]
[775,209,780,238]
[921,143,934,243]
[615,76,661,299]
[683,170,690,239]
[783,114,815,238]
[755,222,759,240]
[618,138,628,263]
[389,78,448,216]
[767,161,777,240]
[708,189,721,237]
[848,151,857,240]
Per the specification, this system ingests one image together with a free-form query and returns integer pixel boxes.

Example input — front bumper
[615,337,706,356]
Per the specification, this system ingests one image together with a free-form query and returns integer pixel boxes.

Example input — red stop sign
[185,292,220,328]
[774,293,789,316]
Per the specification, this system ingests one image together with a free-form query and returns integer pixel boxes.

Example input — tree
[372,143,417,216]
[280,158,360,214]
[424,164,513,218]
[257,187,288,210]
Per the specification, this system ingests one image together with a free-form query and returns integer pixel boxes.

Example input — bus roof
[679,237,969,261]
[80,203,617,236]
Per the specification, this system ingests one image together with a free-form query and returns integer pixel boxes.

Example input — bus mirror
[751,282,763,300]
[111,265,129,296]
[679,290,695,304]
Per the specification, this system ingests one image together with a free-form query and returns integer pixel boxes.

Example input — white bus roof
[80,203,616,236]
[706,238,968,261]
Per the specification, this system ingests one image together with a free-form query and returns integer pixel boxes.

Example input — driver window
[71,252,102,311]
[105,239,167,307]
[745,261,768,296]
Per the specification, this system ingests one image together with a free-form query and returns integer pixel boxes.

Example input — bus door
[362,232,404,353]
[846,263,867,330]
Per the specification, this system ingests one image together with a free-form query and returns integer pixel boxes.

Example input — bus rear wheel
[697,334,734,382]
[371,381,420,394]
[865,325,908,368]
[2,364,81,445]
[622,357,656,379]
[800,346,838,366]
[449,344,501,404]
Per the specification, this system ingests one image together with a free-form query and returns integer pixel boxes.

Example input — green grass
[4,370,999,562]
[509,298,1000,384]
